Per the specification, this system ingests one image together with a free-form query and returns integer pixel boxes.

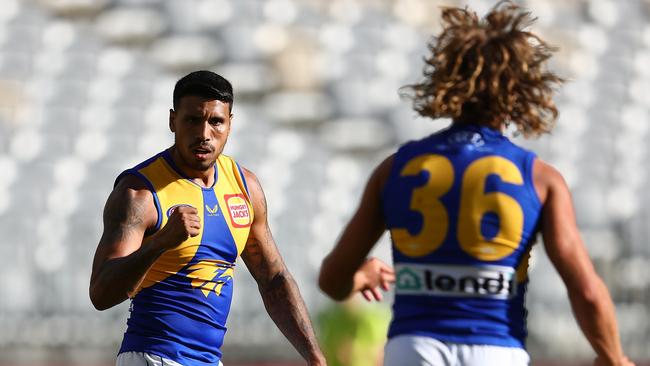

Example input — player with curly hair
[319,2,633,365]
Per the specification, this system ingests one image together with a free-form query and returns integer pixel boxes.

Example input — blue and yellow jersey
[115,149,253,365]
[383,123,542,349]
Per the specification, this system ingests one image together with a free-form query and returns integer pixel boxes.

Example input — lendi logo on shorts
[395,263,517,299]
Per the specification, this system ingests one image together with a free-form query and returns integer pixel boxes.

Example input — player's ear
[169,109,176,133]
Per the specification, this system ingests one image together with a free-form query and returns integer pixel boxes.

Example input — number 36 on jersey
[390,154,527,262]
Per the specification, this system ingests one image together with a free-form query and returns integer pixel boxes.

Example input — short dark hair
[172,70,234,111]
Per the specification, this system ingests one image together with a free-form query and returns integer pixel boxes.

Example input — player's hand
[594,356,635,366]
[354,257,395,302]
[158,205,201,249]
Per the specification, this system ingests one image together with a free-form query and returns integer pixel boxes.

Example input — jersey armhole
[235,162,250,197]
[524,153,542,209]
[115,169,163,232]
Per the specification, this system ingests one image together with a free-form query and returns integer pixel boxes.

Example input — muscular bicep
[320,156,393,282]
[91,175,157,282]
[537,161,598,292]
[240,168,286,286]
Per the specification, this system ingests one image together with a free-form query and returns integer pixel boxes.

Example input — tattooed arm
[240,168,326,366]
[89,174,201,310]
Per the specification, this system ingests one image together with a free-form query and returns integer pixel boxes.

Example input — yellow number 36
[391,154,525,261]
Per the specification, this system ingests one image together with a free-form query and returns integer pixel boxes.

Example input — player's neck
[452,116,504,132]
[169,146,216,188]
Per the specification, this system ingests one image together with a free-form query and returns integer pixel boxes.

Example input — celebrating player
[90,70,325,366]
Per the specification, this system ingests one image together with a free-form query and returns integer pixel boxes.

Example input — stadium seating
[0,0,648,362]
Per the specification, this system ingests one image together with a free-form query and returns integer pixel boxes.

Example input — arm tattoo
[244,236,280,287]
[244,234,320,360]
[103,187,146,243]
[242,170,323,362]
[258,266,320,361]
[90,183,159,310]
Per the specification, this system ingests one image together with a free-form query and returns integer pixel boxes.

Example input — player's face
[169,96,232,172]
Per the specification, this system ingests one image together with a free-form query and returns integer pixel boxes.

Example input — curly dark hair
[403,1,563,137]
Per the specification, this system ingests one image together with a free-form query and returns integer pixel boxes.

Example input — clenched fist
[158,205,201,249]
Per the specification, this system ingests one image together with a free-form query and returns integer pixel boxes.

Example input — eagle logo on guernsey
[187,261,234,297]
[224,194,251,228]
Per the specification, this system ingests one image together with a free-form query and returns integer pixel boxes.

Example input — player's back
[382,122,542,348]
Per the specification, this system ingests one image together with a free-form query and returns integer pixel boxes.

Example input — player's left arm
[240,168,326,366]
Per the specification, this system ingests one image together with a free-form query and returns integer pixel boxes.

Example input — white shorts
[384,335,530,366]
[116,352,224,366]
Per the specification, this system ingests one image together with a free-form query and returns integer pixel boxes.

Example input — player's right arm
[89,175,200,311]
[534,159,633,366]
[319,156,395,302]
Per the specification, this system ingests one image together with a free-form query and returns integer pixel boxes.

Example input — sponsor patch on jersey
[395,263,517,299]
[224,194,251,228]
[166,204,194,218]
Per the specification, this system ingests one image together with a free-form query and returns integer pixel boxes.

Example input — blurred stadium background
[0,0,648,365]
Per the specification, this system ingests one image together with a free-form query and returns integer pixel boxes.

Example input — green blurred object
[317,297,391,366]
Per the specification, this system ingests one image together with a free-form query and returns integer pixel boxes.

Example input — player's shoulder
[532,157,569,204]
[235,164,264,202]
[217,153,248,179]
[217,153,236,165]
[104,173,158,229]
[114,173,151,192]
[363,154,395,195]
[236,164,258,186]
[533,158,565,183]
[398,130,444,153]
[374,154,395,180]
[111,174,155,205]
